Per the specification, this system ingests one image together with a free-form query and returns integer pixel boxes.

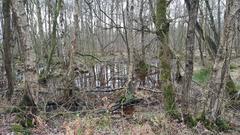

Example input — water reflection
[75,60,160,90]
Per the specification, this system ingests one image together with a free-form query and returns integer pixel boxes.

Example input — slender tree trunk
[47,0,52,39]
[198,10,205,66]
[3,0,14,101]
[45,0,62,77]
[182,0,199,118]
[125,0,134,94]
[35,0,46,62]
[217,0,221,41]
[36,0,44,41]
[197,35,205,66]
[196,1,237,97]
[207,0,240,121]
[58,1,65,61]
[237,21,240,56]
[204,0,219,47]
[139,0,145,60]
[79,0,85,52]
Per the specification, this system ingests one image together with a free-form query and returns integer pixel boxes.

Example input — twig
[75,52,102,62]
[57,87,126,93]
[137,87,162,93]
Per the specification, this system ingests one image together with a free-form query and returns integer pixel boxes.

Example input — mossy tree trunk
[155,0,177,117]
[45,0,62,78]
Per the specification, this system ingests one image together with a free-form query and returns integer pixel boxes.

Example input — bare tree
[207,0,240,121]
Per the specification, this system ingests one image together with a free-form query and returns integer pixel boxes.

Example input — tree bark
[36,0,45,59]
[139,0,145,60]
[63,0,79,98]
[125,0,134,94]
[45,0,62,77]
[182,0,199,118]
[3,0,14,101]
[204,0,220,47]
[217,0,221,39]
[155,0,177,117]
[12,0,40,105]
[207,0,240,121]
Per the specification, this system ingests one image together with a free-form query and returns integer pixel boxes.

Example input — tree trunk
[198,11,205,66]
[182,0,199,118]
[45,0,62,77]
[217,0,221,40]
[196,1,237,96]
[12,0,40,106]
[139,0,145,60]
[35,0,44,58]
[207,0,240,121]
[155,0,177,117]
[125,0,134,94]
[204,0,219,47]
[3,0,14,101]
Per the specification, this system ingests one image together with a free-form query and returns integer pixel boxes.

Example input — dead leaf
[84,128,94,135]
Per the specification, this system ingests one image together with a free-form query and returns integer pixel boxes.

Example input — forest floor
[0,86,240,135]
[0,56,240,135]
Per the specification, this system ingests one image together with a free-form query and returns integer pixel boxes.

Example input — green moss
[160,54,178,118]
[230,64,238,70]
[192,71,238,97]
[215,118,230,131]
[5,107,21,113]
[163,84,176,114]
[138,60,149,74]
[11,124,24,133]
[156,0,178,119]
[195,113,214,130]
[156,0,168,39]
[226,79,237,96]
[11,124,31,135]
[160,56,178,117]
[184,114,197,128]
[236,83,240,90]
[195,113,231,132]
[15,113,35,128]
[193,68,211,85]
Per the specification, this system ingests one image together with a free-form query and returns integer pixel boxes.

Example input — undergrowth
[193,68,211,85]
